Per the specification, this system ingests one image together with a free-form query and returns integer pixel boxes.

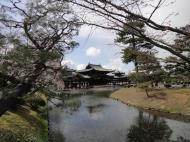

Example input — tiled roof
[63,73,91,80]
[78,64,113,73]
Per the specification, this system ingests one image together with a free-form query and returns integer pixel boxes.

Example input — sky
[62,0,190,74]
[62,27,133,72]
[1,0,189,74]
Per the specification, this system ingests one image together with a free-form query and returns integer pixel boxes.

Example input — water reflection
[86,104,105,113]
[86,104,106,120]
[49,91,190,142]
[126,111,172,142]
[63,99,81,115]
[49,98,81,114]
[49,128,65,142]
[172,137,190,142]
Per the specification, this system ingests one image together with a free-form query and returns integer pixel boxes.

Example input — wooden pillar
[79,81,81,89]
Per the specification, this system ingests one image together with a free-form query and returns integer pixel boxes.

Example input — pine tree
[115,16,153,73]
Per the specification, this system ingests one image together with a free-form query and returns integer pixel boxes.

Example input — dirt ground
[111,87,190,116]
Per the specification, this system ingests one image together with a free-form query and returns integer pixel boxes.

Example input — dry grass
[111,87,190,116]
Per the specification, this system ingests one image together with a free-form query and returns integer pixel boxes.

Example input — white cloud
[61,59,76,69]
[61,59,86,70]
[103,56,134,74]
[154,47,171,59]
[86,47,101,57]
[76,64,86,70]
[103,58,122,71]
[79,25,115,41]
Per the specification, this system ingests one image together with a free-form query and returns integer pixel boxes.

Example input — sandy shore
[111,87,190,116]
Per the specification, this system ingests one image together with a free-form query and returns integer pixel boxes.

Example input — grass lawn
[162,88,190,95]
[0,93,48,142]
[111,87,190,116]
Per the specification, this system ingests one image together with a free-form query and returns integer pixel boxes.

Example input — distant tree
[139,52,164,86]
[128,72,148,84]
[164,56,190,85]
[126,49,163,87]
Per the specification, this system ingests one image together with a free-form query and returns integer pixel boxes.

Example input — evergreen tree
[115,16,149,73]
[164,24,190,85]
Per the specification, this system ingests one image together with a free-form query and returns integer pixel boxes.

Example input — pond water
[48,90,190,142]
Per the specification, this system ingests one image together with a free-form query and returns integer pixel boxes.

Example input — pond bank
[0,93,48,142]
[111,87,190,117]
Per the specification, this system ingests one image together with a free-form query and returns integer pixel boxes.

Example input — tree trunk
[135,60,139,73]
[145,88,151,98]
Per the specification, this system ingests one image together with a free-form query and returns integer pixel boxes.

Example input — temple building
[110,71,129,86]
[77,64,113,86]
[63,63,129,89]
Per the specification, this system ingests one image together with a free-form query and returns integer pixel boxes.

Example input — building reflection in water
[86,104,105,120]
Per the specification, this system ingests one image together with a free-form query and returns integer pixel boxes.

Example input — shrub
[26,96,46,110]
[164,84,171,88]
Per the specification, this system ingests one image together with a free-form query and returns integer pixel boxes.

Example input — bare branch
[148,0,163,20]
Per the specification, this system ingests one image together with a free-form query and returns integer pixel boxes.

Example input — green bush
[39,106,48,119]
[26,96,46,110]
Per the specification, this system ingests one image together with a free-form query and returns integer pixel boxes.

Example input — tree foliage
[0,0,80,115]
[71,0,190,64]
[115,17,152,73]
[163,24,190,84]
